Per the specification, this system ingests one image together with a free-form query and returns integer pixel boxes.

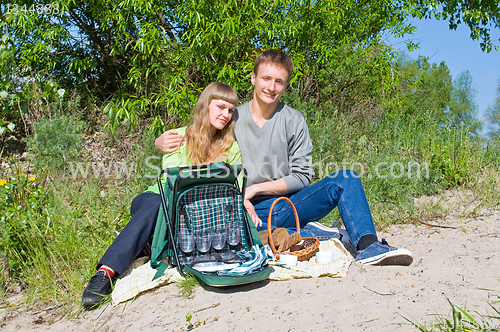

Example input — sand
[1,196,499,331]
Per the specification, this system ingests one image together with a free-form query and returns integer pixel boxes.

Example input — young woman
[82,82,240,306]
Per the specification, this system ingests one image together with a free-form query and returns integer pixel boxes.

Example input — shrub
[27,115,85,171]
[0,172,49,280]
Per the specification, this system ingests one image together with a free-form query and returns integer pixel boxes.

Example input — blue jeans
[253,170,377,248]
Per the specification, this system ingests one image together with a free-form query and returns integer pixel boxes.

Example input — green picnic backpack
[150,162,270,287]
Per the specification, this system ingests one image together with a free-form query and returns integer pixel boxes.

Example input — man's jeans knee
[253,170,376,248]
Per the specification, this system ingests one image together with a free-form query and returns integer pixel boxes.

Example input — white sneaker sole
[357,248,413,266]
[307,222,341,233]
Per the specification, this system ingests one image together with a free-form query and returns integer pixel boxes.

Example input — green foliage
[449,71,482,135]
[429,127,480,187]
[299,48,485,226]
[411,0,500,52]
[2,0,496,137]
[177,274,199,299]
[3,0,417,134]
[373,59,483,189]
[394,55,453,120]
[27,115,85,171]
[485,78,500,139]
[132,130,164,189]
[315,43,399,119]
[106,0,415,133]
[0,24,21,136]
[1,32,81,140]
[0,160,137,304]
[297,89,444,228]
[393,55,453,121]
[484,137,500,166]
[392,55,481,135]
[4,0,493,136]
[0,122,165,304]
[0,172,47,279]
[404,297,500,331]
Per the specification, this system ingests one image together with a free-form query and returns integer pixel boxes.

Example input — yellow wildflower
[29,176,36,182]
[0,179,6,186]
[20,174,27,177]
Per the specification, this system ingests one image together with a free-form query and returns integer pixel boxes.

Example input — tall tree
[486,78,500,138]
[394,55,481,134]
[448,70,481,135]
[394,54,453,120]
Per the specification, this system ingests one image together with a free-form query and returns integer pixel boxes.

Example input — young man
[156,49,413,266]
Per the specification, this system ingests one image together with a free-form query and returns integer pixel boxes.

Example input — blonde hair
[185,82,239,164]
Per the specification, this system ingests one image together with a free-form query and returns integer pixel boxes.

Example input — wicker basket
[267,197,320,261]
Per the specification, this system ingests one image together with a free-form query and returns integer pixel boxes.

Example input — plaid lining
[174,184,247,264]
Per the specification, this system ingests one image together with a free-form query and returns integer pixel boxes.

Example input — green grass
[403,296,500,332]
[0,169,135,307]
[176,274,200,299]
[0,124,162,308]
[305,101,500,230]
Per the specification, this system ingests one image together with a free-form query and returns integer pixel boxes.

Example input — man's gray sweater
[234,102,313,200]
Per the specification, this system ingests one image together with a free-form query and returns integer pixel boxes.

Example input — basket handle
[267,197,300,258]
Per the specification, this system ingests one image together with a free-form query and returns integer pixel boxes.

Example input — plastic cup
[279,254,298,266]
[315,251,334,264]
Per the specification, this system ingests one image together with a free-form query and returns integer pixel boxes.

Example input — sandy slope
[1,207,499,331]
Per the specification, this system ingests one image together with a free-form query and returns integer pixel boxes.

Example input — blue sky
[386,18,500,136]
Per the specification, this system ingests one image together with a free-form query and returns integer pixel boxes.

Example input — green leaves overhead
[411,0,500,52]
[3,0,416,132]
[2,0,497,133]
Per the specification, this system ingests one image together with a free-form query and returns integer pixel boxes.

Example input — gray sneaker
[355,239,413,266]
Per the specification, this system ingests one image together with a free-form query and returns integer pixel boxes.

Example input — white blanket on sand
[111,238,353,306]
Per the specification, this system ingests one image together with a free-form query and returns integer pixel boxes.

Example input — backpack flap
[174,162,241,192]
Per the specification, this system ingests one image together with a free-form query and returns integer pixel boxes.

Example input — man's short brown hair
[254,49,293,80]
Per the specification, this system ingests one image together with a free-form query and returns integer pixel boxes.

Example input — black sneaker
[82,270,114,306]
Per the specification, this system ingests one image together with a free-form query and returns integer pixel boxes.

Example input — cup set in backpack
[178,226,242,267]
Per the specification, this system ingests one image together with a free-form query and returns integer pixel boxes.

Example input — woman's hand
[155,129,184,154]
[244,199,262,228]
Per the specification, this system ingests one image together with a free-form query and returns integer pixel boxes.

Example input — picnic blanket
[111,238,353,306]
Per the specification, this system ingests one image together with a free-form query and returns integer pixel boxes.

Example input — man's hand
[245,180,288,200]
[244,199,262,228]
[243,184,260,201]
[155,129,184,154]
